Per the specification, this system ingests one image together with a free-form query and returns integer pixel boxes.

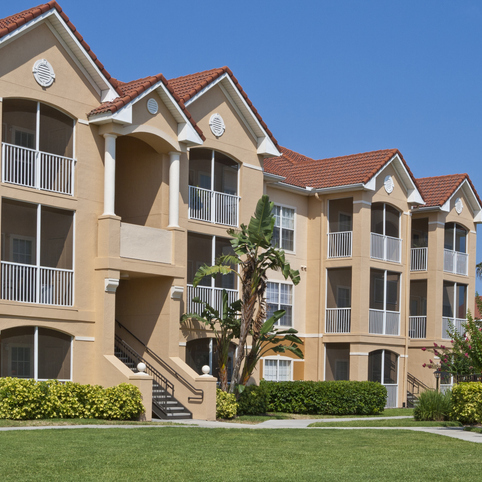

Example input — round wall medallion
[455,197,463,214]
[33,59,55,87]
[147,98,158,115]
[384,175,394,194]
[209,113,225,137]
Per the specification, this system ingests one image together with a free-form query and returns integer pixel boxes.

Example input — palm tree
[192,195,302,393]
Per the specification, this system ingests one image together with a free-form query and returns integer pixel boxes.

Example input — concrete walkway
[1,415,481,443]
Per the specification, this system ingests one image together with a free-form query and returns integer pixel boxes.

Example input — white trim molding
[75,336,95,342]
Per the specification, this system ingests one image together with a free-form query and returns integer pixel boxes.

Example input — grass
[464,426,482,434]
[309,419,462,428]
[0,418,177,428]
[1,427,481,481]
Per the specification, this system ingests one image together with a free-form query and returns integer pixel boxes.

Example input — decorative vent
[147,98,158,115]
[384,175,394,194]
[455,198,463,214]
[209,113,225,137]
[33,59,55,87]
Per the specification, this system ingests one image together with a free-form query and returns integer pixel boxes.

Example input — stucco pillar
[103,134,117,216]
[168,151,181,228]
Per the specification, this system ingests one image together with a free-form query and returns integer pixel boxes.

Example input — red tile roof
[264,147,415,190]
[168,67,279,147]
[416,174,482,208]
[0,1,119,90]
[88,74,205,140]
[1,2,204,140]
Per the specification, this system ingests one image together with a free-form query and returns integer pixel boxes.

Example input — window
[263,358,292,381]
[272,205,295,251]
[1,199,74,306]
[0,326,72,380]
[266,282,293,327]
[444,223,467,253]
[371,203,400,238]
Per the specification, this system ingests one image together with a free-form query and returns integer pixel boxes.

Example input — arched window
[2,99,75,195]
[188,148,239,226]
[0,326,72,380]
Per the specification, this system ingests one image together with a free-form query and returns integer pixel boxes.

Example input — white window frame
[266,280,294,328]
[372,203,401,237]
[262,356,294,382]
[444,222,467,254]
[272,203,296,253]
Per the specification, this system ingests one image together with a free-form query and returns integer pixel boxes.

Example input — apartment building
[0,1,479,418]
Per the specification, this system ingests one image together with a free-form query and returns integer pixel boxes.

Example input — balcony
[371,233,401,263]
[409,316,426,339]
[442,317,465,339]
[443,249,468,276]
[2,143,75,196]
[188,186,239,227]
[411,247,427,271]
[325,308,351,333]
[1,261,73,306]
[369,309,400,335]
[186,285,238,316]
[327,232,352,258]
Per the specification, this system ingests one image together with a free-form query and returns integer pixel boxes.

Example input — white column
[168,151,181,228]
[103,134,117,216]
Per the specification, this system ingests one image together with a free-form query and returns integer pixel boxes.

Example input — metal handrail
[407,372,430,395]
[116,320,203,403]
[115,335,173,415]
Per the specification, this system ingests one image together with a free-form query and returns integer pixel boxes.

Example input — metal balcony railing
[327,231,352,258]
[186,284,238,316]
[2,142,75,196]
[443,249,468,276]
[369,309,400,335]
[1,261,73,306]
[409,316,427,338]
[325,307,351,333]
[188,186,239,227]
[442,317,466,339]
[370,233,401,263]
[411,247,428,271]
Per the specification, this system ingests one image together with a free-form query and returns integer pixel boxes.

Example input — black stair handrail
[116,320,203,403]
[115,335,173,415]
[407,372,430,394]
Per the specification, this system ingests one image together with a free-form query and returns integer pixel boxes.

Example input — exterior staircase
[406,372,430,408]
[114,336,193,420]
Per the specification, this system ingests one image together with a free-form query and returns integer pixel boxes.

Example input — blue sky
[6,0,482,289]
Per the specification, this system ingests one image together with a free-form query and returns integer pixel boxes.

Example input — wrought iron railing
[116,321,203,403]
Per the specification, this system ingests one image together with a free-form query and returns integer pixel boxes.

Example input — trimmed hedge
[263,380,387,415]
[0,378,144,420]
[216,388,238,419]
[237,383,269,415]
[451,382,482,424]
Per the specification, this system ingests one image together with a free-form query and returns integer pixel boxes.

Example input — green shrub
[216,388,238,419]
[451,382,482,424]
[262,380,386,415]
[413,389,452,421]
[0,378,144,420]
[237,383,269,415]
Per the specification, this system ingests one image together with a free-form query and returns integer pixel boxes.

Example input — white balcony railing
[325,308,351,333]
[327,231,352,258]
[409,316,427,339]
[442,317,466,339]
[2,143,75,196]
[370,233,401,263]
[411,247,428,271]
[443,249,468,276]
[369,309,400,335]
[186,284,238,317]
[188,186,239,227]
[1,261,73,306]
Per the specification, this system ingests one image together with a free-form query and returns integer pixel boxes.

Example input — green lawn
[1,427,482,481]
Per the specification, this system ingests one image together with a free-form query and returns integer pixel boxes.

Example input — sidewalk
[1,417,481,443]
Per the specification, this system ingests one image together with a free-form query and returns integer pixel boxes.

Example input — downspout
[315,192,323,380]
[403,209,412,406]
